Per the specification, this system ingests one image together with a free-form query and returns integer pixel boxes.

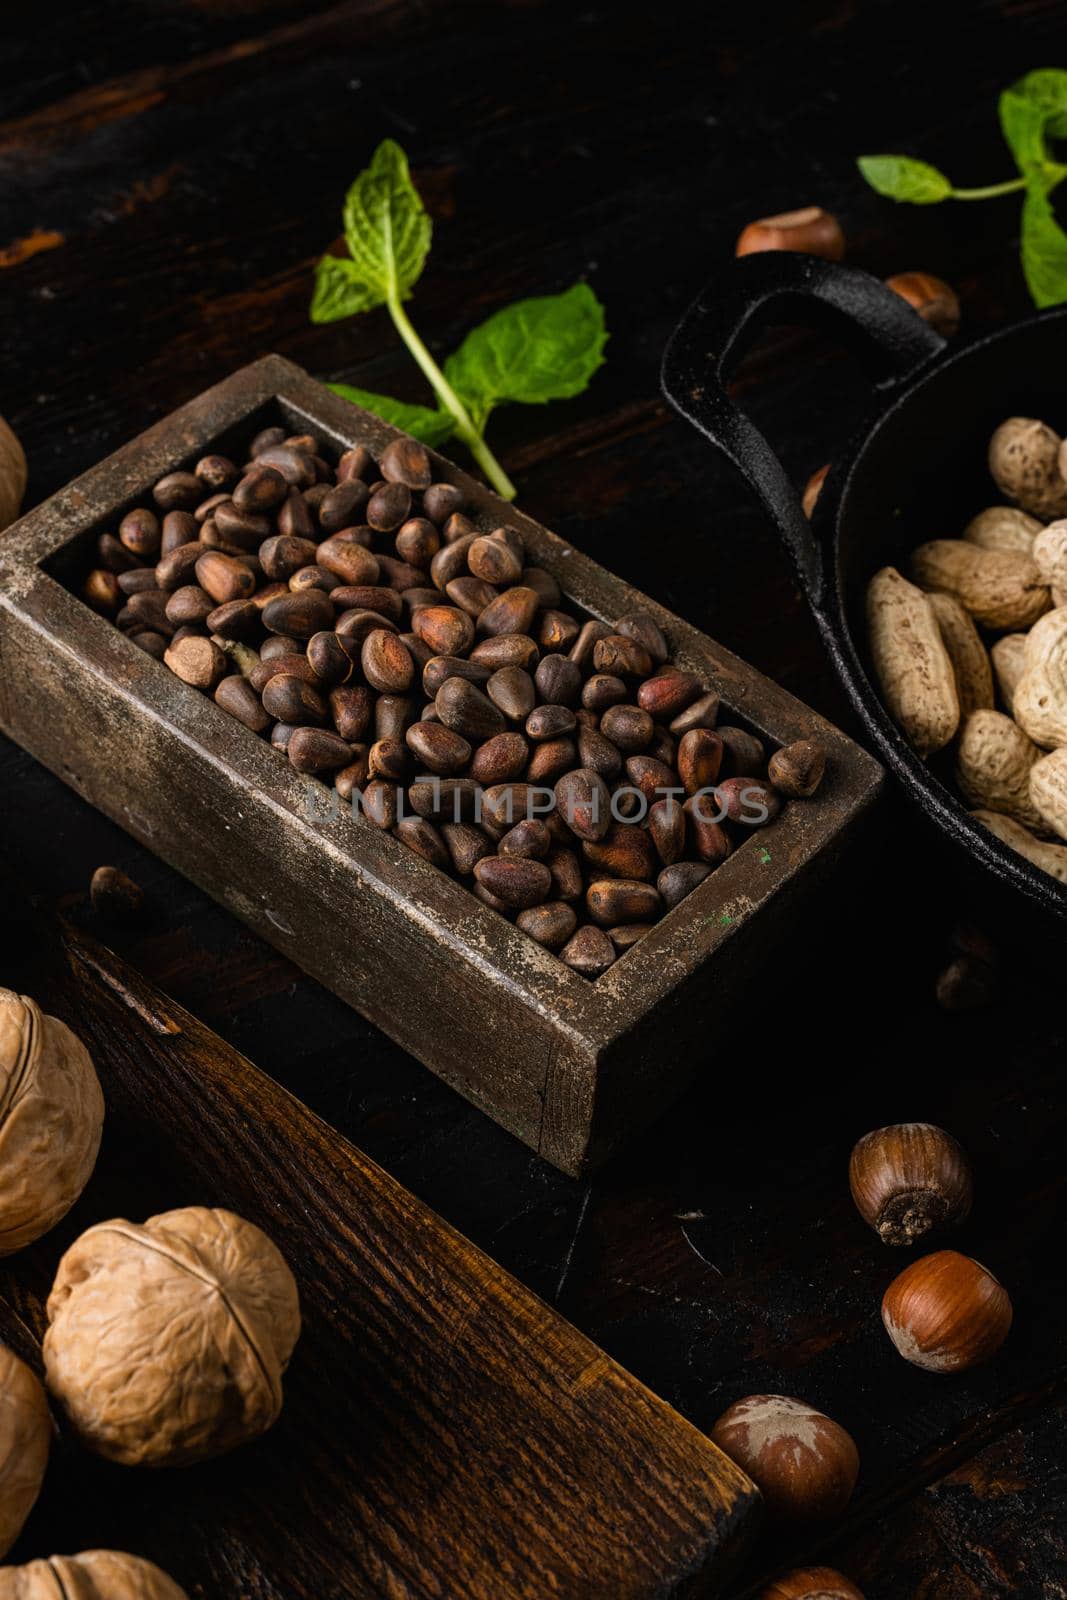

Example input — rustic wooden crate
[0,355,882,1176]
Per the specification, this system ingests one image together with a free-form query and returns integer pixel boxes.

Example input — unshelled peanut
[866,567,959,757]
[909,540,1050,631]
[989,417,1067,520]
[1029,747,1067,842]
[990,634,1027,715]
[1032,521,1067,606]
[928,592,993,718]
[964,504,1042,556]
[955,709,1044,831]
[972,808,1067,883]
[1013,607,1067,749]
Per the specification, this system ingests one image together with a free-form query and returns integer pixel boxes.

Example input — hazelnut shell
[710,1394,859,1524]
[881,1249,1012,1372]
[757,1569,865,1600]
[849,1123,973,1246]
[735,206,846,261]
[885,271,961,337]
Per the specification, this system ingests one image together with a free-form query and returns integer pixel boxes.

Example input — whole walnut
[0,1550,187,1598]
[0,990,104,1255]
[44,1206,300,1467]
[0,1344,51,1557]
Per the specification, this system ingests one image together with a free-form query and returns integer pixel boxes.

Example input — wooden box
[0,356,882,1176]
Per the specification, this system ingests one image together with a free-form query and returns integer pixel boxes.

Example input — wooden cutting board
[0,913,757,1598]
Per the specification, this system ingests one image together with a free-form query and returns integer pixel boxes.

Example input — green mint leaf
[856,154,952,204]
[340,139,431,307]
[326,383,455,446]
[311,142,431,322]
[1000,84,1054,176]
[1020,182,1067,306]
[310,254,382,324]
[1000,72,1067,194]
[1008,68,1067,139]
[443,283,607,428]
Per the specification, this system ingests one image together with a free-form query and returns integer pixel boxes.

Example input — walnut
[0,1550,187,1598]
[0,1344,51,1558]
[0,990,104,1256]
[43,1207,300,1467]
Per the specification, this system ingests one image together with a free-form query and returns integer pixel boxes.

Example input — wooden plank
[0,907,757,1598]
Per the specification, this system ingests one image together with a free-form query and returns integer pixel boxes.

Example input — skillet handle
[660,253,946,615]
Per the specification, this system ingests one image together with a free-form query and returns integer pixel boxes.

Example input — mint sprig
[324,384,454,447]
[443,284,608,432]
[311,140,607,500]
[857,155,953,205]
[857,68,1067,306]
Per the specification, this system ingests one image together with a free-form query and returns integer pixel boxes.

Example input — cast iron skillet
[661,251,1067,936]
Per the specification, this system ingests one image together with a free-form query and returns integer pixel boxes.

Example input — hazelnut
[0,1551,188,1598]
[802,464,829,519]
[757,1569,865,1600]
[885,271,960,337]
[0,1344,51,1558]
[735,206,845,261]
[89,864,145,924]
[44,1206,300,1466]
[768,739,827,798]
[709,1394,859,1523]
[849,1123,973,1246]
[935,954,997,1011]
[0,989,104,1255]
[881,1249,1012,1372]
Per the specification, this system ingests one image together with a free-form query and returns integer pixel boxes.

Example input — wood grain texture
[0,914,757,1598]
[0,356,881,1175]
[806,1401,1067,1599]
[0,2,1065,1594]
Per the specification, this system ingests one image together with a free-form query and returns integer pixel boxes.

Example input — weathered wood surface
[0,907,757,1597]
[819,1402,1067,1598]
[1,2,1065,1595]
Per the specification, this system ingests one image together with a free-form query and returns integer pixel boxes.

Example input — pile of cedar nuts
[82,426,827,978]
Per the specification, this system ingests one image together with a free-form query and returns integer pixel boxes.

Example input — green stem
[386,291,517,500]
[949,176,1028,200]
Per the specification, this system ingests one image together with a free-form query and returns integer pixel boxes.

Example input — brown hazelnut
[881,1249,1012,1372]
[44,1206,300,1466]
[934,954,997,1011]
[0,1343,51,1558]
[849,1123,973,1246]
[0,1551,189,1598]
[735,206,845,261]
[89,864,145,924]
[768,739,827,798]
[0,990,104,1255]
[756,1569,865,1600]
[885,271,960,337]
[710,1394,859,1523]
[802,464,830,519]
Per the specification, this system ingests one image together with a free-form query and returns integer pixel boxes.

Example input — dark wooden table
[2,4,1066,1595]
